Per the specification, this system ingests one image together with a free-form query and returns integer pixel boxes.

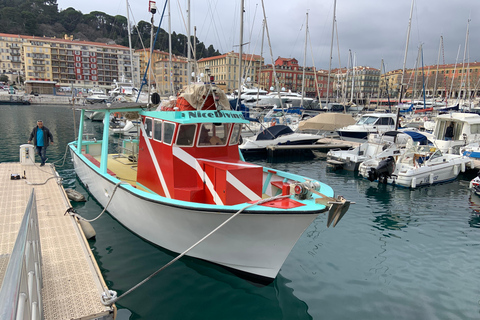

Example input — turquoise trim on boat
[141,110,250,124]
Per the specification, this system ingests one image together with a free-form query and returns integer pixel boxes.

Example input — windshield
[357,116,378,125]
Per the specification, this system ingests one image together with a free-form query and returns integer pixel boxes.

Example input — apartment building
[154,55,188,95]
[0,32,141,94]
[0,33,24,84]
[197,51,263,93]
[260,57,332,98]
[135,49,171,86]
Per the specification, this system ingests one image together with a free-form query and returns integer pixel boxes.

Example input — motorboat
[297,112,355,135]
[85,111,104,121]
[326,130,429,171]
[85,87,110,104]
[239,124,323,158]
[68,82,351,281]
[266,90,318,108]
[358,136,473,188]
[110,119,141,136]
[430,112,480,154]
[336,113,397,142]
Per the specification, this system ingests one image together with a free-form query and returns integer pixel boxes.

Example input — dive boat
[68,83,351,281]
[358,135,473,188]
[336,113,397,142]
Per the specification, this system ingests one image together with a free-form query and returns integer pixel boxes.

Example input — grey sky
[56,0,478,72]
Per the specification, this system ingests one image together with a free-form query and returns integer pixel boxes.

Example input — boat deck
[0,162,114,319]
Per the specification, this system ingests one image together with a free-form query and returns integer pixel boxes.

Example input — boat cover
[256,125,294,141]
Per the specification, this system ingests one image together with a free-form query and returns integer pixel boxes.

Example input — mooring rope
[72,181,125,223]
[100,193,291,306]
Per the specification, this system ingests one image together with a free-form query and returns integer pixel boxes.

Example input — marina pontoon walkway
[0,162,114,319]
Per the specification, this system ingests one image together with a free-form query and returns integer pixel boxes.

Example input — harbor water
[1,104,479,319]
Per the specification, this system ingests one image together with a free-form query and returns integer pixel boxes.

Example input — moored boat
[336,113,397,142]
[68,83,351,281]
[358,137,473,188]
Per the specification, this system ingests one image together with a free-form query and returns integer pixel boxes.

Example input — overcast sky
[55,0,478,72]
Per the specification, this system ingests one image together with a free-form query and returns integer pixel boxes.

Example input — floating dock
[265,138,361,162]
[0,162,115,319]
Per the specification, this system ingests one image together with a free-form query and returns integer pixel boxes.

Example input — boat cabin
[432,113,480,152]
[136,109,262,205]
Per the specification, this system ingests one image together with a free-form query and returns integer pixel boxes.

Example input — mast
[260,0,284,109]
[301,12,308,107]
[325,0,336,105]
[449,45,461,102]
[460,19,470,104]
[187,0,191,85]
[350,53,356,104]
[433,36,442,98]
[255,19,265,108]
[168,0,173,94]
[421,44,426,109]
[126,0,135,87]
[236,0,244,110]
[398,0,414,104]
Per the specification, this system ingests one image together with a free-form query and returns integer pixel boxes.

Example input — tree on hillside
[0,1,221,58]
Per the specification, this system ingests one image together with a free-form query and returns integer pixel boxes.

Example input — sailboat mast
[326,0,336,105]
[460,19,470,102]
[301,12,308,107]
[260,0,284,109]
[168,0,173,94]
[187,0,191,84]
[236,0,244,110]
[398,0,414,104]
[256,19,265,108]
[126,0,135,87]
[351,53,356,104]
[433,36,442,98]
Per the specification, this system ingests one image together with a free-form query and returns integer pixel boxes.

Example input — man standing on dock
[28,120,54,166]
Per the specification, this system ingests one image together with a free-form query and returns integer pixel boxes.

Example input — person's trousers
[36,146,47,165]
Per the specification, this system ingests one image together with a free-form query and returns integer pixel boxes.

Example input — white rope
[101,194,291,306]
[73,182,125,223]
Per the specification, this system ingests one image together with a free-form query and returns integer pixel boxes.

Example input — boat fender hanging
[78,219,96,240]
[461,162,466,172]
[411,177,416,188]
[453,165,459,175]
[429,173,434,184]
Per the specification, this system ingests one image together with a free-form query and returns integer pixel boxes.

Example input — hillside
[0,0,220,58]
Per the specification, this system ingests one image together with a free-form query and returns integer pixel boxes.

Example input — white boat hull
[70,149,322,280]
[359,154,472,188]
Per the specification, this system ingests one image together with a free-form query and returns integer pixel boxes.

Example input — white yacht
[336,113,397,142]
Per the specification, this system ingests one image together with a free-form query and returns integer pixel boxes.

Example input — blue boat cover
[256,125,294,141]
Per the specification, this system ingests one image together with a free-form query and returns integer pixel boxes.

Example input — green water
[2,104,480,319]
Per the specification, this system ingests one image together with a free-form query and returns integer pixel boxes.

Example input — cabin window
[153,119,162,141]
[377,117,394,125]
[471,124,480,134]
[176,124,196,146]
[163,122,175,145]
[198,123,231,146]
[229,124,242,145]
[144,118,153,138]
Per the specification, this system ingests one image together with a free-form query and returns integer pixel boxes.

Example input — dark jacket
[29,126,54,147]
[445,125,454,138]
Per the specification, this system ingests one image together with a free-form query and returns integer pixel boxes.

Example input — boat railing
[0,189,43,320]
